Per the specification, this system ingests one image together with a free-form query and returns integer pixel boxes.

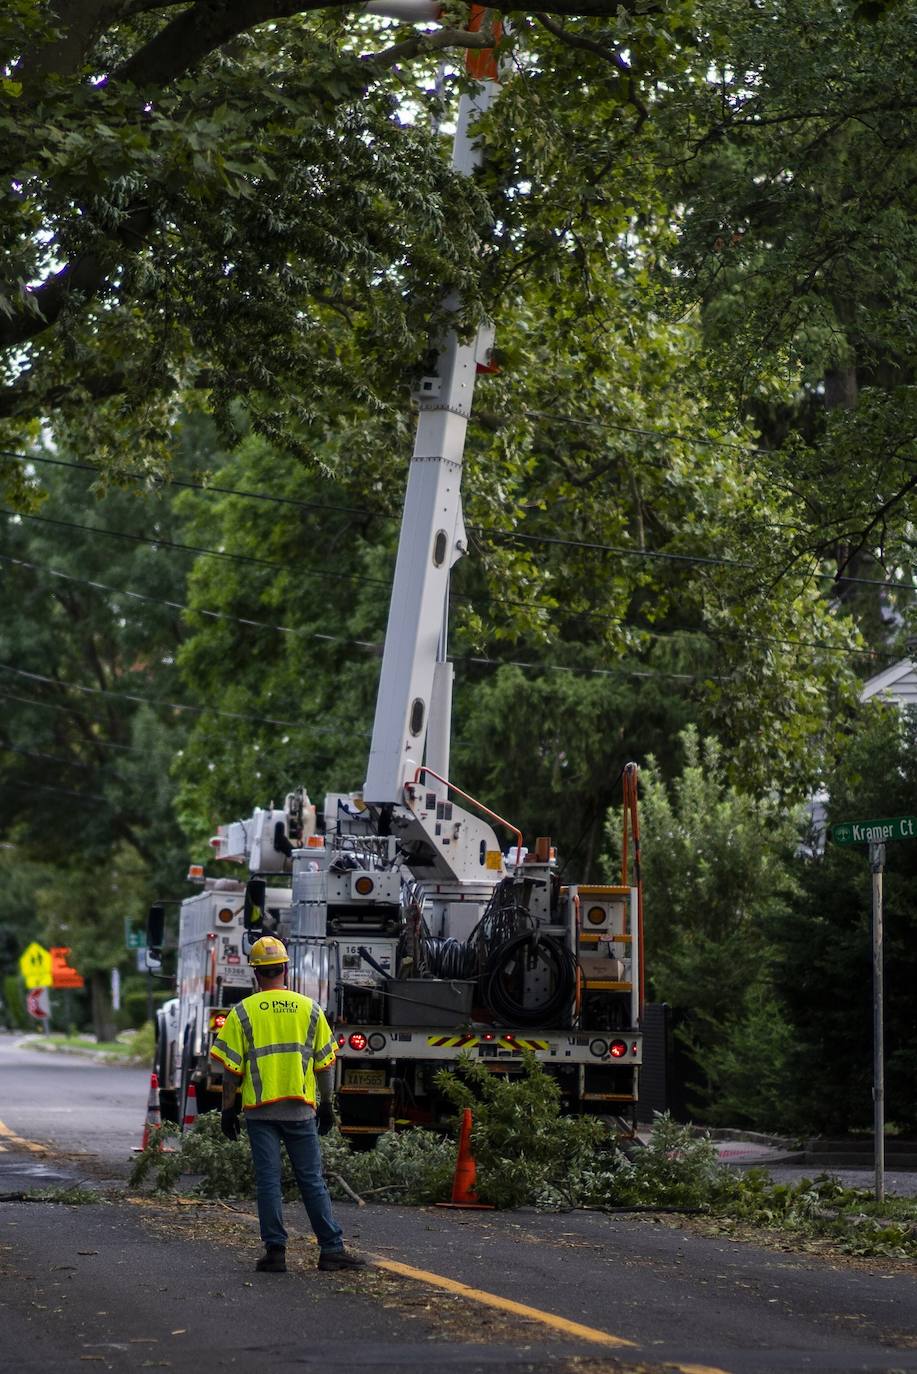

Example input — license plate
[344,1068,385,1089]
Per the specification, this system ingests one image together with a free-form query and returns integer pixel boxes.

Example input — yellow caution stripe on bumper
[425,1034,549,1051]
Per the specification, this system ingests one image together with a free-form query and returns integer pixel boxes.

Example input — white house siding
[859,658,917,709]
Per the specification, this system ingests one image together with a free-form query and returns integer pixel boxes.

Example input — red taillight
[609,1039,627,1059]
[348,1032,368,1052]
[210,1012,227,1031]
[337,1034,347,1048]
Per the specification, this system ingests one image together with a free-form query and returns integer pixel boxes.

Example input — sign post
[830,815,917,1201]
[869,842,885,1203]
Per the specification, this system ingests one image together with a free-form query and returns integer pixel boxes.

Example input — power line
[521,409,774,455]
[0,449,383,521]
[456,653,727,683]
[0,551,733,688]
[1,507,396,590]
[2,542,890,671]
[6,470,915,596]
[0,689,338,758]
[0,663,356,733]
[17,780,111,805]
[481,526,747,569]
[0,711,140,753]
[0,688,139,739]
[0,741,126,779]
[0,552,385,654]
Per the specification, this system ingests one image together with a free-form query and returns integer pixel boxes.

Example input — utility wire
[0,552,384,653]
[5,467,914,594]
[1,549,889,664]
[0,688,142,740]
[0,449,379,520]
[0,741,126,779]
[0,662,362,732]
[0,712,141,753]
[0,549,840,684]
[521,409,773,455]
[0,689,338,761]
[1,507,396,591]
[21,780,111,805]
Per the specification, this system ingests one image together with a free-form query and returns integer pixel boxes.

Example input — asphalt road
[0,1033,151,1179]
[1,1033,916,1374]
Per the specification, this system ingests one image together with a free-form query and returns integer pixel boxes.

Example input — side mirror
[243,878,266,931]
[146,902,165,953]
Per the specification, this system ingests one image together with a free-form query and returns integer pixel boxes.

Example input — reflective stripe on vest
[211,1036,242,1068]
[236,1002,263,1103]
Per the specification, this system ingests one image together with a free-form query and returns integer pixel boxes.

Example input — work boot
[318,1246,367,1272]
[255,1245,287,1273]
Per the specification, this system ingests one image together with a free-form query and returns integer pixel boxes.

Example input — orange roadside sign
[50,946,85,990]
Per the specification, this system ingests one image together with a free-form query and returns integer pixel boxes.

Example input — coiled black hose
[420,936,478,980]
[481,930,577,1027]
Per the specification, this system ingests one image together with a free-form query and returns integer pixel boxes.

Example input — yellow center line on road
[204,1205,736,1373]
[0,1119,47,1154]
[677,1367,735,1374]
[370,1254,636,1349]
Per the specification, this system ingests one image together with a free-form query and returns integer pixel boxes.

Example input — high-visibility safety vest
[211,990,336,1110]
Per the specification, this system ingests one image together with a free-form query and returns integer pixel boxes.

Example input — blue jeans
[245,1116,343,1254]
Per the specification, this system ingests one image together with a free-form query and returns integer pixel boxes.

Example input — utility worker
[211,934,365,1274]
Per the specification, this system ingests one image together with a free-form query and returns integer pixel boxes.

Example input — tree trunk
[89,969,117,1043]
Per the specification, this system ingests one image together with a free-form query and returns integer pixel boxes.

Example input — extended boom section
[157,8,646,1139]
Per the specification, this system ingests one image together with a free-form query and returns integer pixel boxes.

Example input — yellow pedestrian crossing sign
[19,942,52,989]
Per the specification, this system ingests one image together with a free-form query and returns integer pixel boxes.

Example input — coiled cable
[481,930,577,1027]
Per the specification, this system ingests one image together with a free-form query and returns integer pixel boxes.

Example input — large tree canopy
[3,0,916,590]
[2,1,915,772]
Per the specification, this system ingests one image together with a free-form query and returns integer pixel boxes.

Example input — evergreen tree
[780,705,917,1134]
[0,455,192,1034]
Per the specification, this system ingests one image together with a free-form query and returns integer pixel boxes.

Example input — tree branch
[368,25,495,72]
[534,12,648,123]
[17,0,125,86]
[0,363,213,421]
[0,205,152,350]
[112,0,336,89]
[833,472,917,581]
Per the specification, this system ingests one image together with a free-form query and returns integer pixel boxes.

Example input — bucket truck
[152,3,644,1135]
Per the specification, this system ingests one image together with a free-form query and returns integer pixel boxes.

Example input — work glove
[317,1100,335,1137]
[220,1108,240,1142]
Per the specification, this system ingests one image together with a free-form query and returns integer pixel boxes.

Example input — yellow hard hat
[249,935,289,967]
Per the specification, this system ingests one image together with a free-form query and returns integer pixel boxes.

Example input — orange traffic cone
[133,1072,175,1153]
[133,1072,162,1153]
[436,1108,493,1210]
[182,1081,199,1134]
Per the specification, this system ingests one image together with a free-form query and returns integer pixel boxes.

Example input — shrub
[124,1020,156,1064]
[2,975,28,1030]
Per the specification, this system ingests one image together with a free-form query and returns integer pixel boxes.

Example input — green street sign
[124,927,145,949]
[832,816,917,846]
